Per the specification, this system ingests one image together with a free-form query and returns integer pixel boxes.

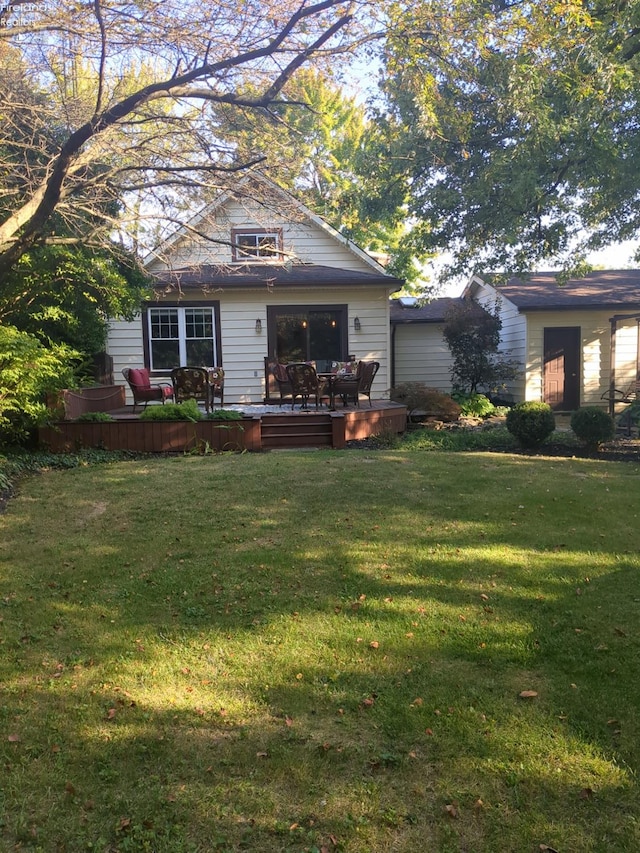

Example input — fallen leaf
[614,627,627,637]
[579,787,595,799]
[480,593,489,601]
[106,707,117,720]
[445,803,458,818]
[361,697,375,708]
[256,751,268,758]
[65,781,76,795]
[285,716,293,727]
[539,846,560,853]
[425,728,434,736]
[369,640,380,649]
[519,690,538,699]
[7,733,20,742]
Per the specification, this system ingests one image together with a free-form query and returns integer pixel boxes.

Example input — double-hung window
[147,306,218,371]
[232,228,283,262]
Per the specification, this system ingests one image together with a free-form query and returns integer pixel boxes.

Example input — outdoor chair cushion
[128,367,151,389]
[330,360,359,376]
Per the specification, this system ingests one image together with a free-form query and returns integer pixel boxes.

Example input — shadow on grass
[1,452,639,851]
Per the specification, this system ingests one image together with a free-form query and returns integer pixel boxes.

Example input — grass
[1,447,640,851]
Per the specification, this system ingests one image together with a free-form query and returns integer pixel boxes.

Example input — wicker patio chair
[334,360,379,407]
[171,366,211,413]
[122,367,173,411]
[285,362,327,410]
[208,367,225,409]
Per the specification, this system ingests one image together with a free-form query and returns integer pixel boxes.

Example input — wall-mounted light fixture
[354,316,361,331]
[255,318,262,333]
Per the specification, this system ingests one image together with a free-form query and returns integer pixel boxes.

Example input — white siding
[465,281,527,400]
[393,324,454,391]
[523,311,638,406]
[148,197,377,275]
[108,286,392,405]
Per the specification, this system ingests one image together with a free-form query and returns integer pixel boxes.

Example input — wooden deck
[38,401,407,453]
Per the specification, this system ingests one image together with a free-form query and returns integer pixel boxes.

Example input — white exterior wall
[393,324,454,391]
[148,198,377,274]
[523,311,638,405]
[109,286,392,405]
[467,281,527,400]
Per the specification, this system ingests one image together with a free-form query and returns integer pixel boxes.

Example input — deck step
[261,415,333,448]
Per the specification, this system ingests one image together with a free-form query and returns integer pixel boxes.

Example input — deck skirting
[38,403,406,453]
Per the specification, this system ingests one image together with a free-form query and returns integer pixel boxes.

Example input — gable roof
[390,297,460,324]
[145,171,391,278]
[469,270,640,311]
[154,262,404,292]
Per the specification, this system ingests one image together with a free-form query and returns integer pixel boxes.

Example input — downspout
[391,323,396,389]
[608,317,617,418]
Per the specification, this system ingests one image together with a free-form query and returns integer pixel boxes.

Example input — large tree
[0,0,369,279]
[376,0,640,279]
[212,67,419,279]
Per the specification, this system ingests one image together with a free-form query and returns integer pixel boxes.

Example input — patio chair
[334,360,379,407]
[171,366,211,413]
[122,367,173,411]
[208,367,225,409]
[285,362,328,410]
[272,362,293,406]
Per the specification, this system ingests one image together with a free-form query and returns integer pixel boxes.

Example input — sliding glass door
[268,305,348,371]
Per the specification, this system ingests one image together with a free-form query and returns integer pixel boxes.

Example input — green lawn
[1,449,640,852]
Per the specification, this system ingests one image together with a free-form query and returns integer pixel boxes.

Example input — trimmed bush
[570,406,615,450]
[139,400,202,422]
[506,401,556,448]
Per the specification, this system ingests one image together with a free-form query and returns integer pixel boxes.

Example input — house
[107,174,404,405]
[464,271,640,411]
[390,296,458,391]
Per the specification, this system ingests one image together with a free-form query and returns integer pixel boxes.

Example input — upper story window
[232,228,283,262]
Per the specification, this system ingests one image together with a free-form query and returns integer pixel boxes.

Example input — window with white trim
[232,228,283,261]
[147,306,218,370]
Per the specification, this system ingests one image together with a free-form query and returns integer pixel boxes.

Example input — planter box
[38,417,261,454]
[47,386,126,420]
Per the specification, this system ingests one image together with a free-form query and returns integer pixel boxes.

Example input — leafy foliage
[443,300,520,394]
[205,409,243,421]
[390,382,461,421]
[74,411,116,423]
[506,401,556,448]
[139,400,202,422]
[0,326,76,445]
[214,68,423,282]
[452,392,498,418]
[376,0,640,277]
[570,406,615,450]
[0,245,150,380]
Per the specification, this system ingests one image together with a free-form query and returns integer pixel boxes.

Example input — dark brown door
[543,327,581,411]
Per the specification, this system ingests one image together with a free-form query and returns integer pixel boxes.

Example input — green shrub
[452,392,496,418]
[0,325,77,445]
[75,411,115,423]
[391,383,461,422]
[506,401,556,448]
[570,406,615,449]
[205,409,243,421]
[139,400,202,422]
